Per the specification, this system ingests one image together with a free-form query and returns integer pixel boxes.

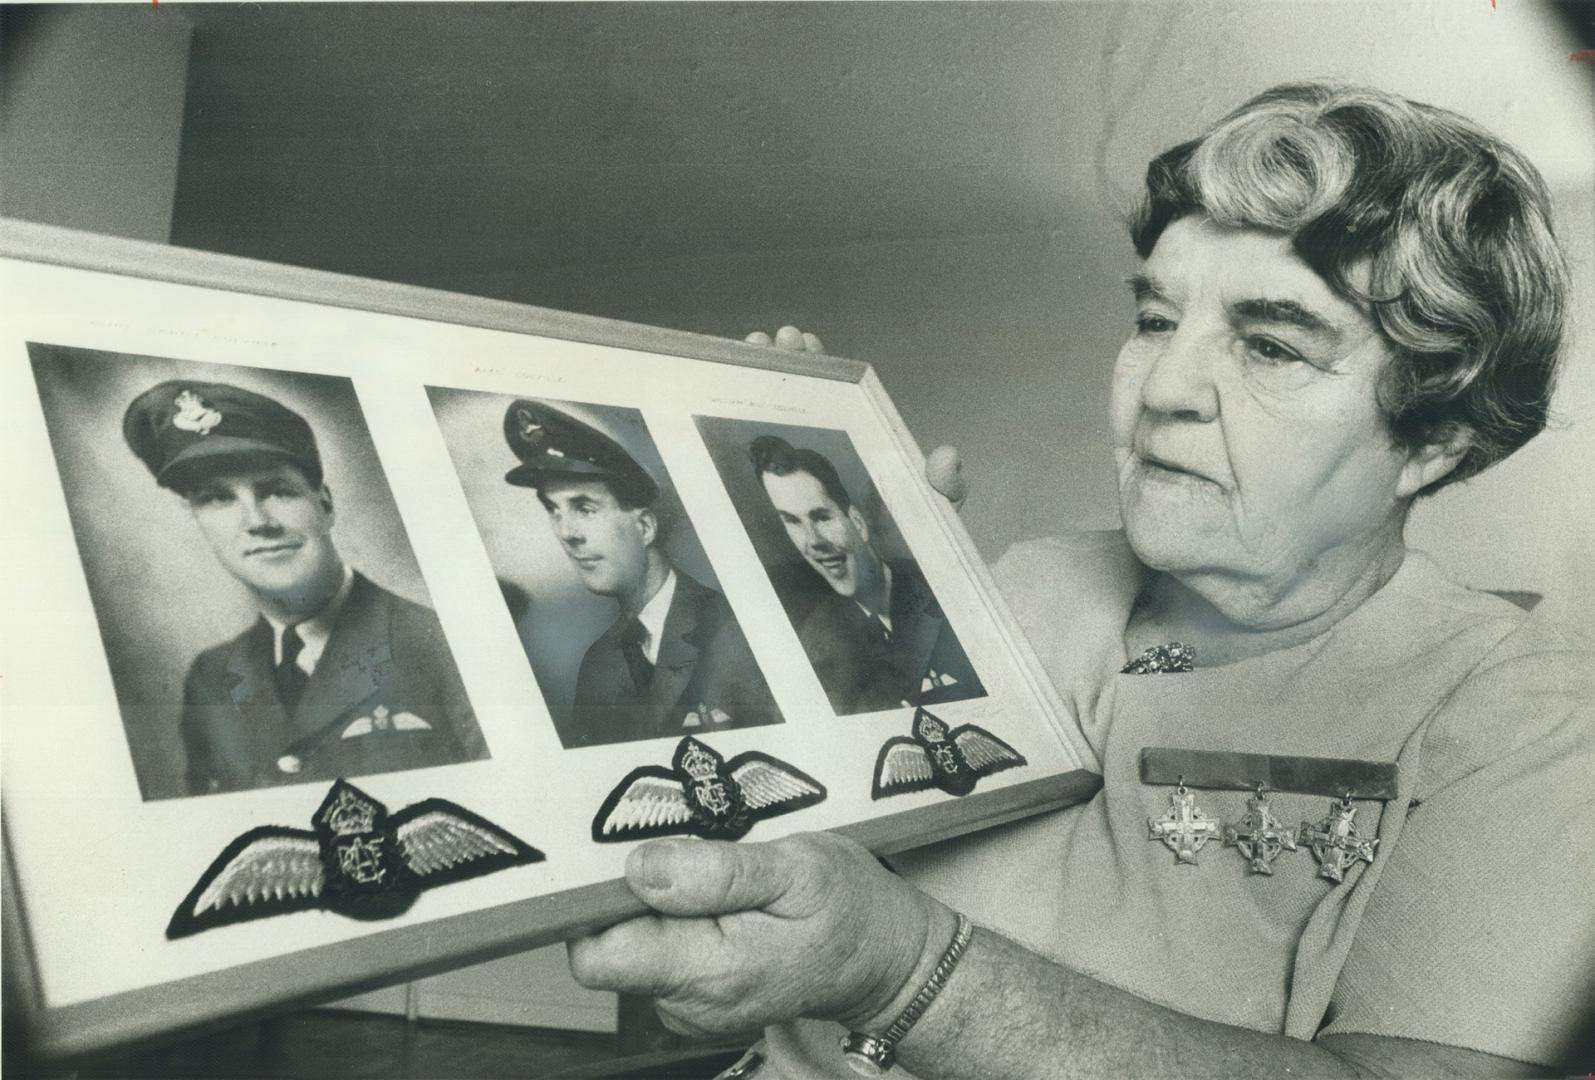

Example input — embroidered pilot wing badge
[872,707,1027,799]
[171,390,223,435]
[166,780,544,939]
[592,736,826,843]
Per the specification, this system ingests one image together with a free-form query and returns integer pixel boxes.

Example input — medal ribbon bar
[1139,748,1398,801]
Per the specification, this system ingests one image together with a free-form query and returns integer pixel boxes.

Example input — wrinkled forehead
[1141,217,1378,331]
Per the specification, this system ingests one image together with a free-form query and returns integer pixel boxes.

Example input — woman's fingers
[744,326,826,353]
[624,838,797,917]
[926,444,967,510]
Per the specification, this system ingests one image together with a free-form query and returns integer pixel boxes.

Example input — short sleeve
[1321,630,1595,1066]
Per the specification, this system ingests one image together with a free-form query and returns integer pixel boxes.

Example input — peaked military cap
[502,399,659,506]
[123,381,321,491]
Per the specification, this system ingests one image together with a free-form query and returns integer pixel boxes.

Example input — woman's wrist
[841,897,961,1035]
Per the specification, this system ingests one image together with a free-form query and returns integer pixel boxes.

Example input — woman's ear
[1395,429,1471,499]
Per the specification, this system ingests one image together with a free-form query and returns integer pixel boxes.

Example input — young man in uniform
[124,380,486,795]
[503,400,781,747]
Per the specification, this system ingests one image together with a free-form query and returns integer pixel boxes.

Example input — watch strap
[841,911,974,1076]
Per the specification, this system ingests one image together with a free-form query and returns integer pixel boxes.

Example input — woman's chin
[1121,506,1232,577]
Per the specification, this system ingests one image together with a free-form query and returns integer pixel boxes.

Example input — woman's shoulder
[1391,554,1595,791]
[991,530,1141,603]
[988,530,1142,708]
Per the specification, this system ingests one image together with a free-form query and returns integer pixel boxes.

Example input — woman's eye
[1135,314,1174,335]
[1245,336,1303,365]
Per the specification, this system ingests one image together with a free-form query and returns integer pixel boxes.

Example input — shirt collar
[634,569,678,665]
[856,562,895,634]
[267,567,355,673]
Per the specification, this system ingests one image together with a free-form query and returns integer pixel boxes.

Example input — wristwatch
[840,912,974,1076]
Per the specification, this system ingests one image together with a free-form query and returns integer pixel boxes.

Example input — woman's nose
[1139,327,1220,423]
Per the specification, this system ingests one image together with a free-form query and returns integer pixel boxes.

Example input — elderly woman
[569,83,1593,1078]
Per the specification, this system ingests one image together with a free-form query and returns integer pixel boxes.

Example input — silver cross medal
[1148,782,1221,864]
[1300,795,1379,883]
[1223,786,1298,874]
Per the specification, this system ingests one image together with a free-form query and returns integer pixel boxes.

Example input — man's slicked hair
[1131,82,1567,494]
[749,435,854,513]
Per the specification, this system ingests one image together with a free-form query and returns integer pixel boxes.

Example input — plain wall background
[0,5,191,242]
[27,344,441,801]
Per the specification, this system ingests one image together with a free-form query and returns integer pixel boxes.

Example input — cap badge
[514,408,543,442]
[172,390,223,436]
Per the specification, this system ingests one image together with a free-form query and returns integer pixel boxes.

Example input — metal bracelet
[840,912,975,1076]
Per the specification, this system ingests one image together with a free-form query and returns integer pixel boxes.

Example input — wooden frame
[0,218,1100,1066]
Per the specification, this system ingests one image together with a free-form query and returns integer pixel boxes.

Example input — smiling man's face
[1110,215,1421,595]
[185,462,341,604]
[761,468,874,598]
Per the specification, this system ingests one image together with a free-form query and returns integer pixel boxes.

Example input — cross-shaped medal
[1223,789,1298,874]
[1300,797,1379,883]
[1148,785,1220,864]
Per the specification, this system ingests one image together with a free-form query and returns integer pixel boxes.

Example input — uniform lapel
[224,619,280,714]
[291,575,388,741]
[889,563,943,692]
[650,575,707,725]
[221,619,294,774]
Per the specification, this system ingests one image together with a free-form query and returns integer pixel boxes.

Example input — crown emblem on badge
[172,390,223,435]
[321,785,380,836]
[680,740,720,782]
[914,711,950,743]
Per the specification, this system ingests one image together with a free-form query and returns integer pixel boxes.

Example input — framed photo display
[0,218,1100,1064]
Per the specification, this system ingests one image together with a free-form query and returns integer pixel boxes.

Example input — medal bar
[1139,747,1398,801]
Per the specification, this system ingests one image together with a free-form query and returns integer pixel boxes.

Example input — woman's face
[1111,216,1429,605]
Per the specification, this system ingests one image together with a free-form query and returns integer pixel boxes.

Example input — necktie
[276,625,310,711]
[620,618,654,692]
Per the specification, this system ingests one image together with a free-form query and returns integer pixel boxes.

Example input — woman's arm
[568,832,1545,1080]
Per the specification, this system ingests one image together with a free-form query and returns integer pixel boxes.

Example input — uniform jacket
[567,572,780,747]
[797,558,984,715]
[180,574,487,795]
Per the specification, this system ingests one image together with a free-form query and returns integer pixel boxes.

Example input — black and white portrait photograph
[427,388,784,749]
[26,344,489,800]
[3,1,1592,1077]
[698,417,986,715]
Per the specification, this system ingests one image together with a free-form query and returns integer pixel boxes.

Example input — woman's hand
[743,325,968,511]
[567,832,955,1039]
[744,325,826,354]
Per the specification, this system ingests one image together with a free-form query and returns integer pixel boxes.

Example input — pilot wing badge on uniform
[872,707,1027,799]
[592,736,826,843]
[167,780,544,939]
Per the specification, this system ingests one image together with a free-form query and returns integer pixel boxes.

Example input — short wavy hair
[1131,82,1567,493]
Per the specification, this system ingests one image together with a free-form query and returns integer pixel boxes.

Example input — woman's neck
[1125,534,1407,668]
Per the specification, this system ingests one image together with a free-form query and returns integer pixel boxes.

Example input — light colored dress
[760,530,1595,1077]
